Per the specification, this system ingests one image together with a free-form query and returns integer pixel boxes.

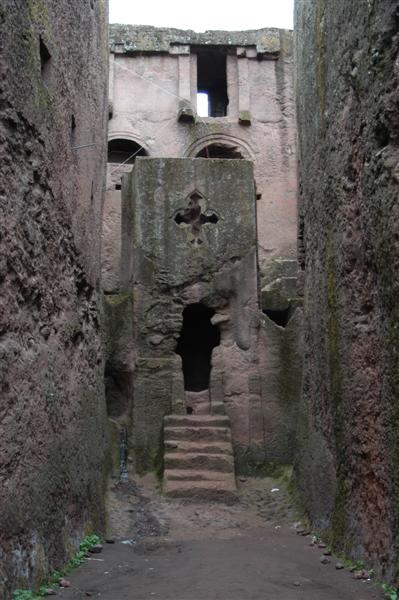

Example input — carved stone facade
[124,158,259,470]
[105,161,301,477]
[102,26,302,477]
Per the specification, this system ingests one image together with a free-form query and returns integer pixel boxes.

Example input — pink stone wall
[102,28,297,290]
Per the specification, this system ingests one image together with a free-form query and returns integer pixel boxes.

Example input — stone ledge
[109,24,293,57]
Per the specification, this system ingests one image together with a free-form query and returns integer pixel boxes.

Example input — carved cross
[174,191,219,246]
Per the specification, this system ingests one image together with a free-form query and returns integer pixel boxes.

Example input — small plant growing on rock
[13,591,40,600]
[382,583,398,600]
[13,534,102,598]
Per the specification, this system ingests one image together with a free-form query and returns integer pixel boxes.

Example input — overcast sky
[109,0,294,31]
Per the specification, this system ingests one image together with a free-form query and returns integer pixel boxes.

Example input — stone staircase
[163,412,237,503]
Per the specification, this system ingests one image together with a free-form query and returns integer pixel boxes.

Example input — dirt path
[58,475,384,600]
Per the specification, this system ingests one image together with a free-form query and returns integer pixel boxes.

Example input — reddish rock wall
[295,0,399,580]
[0,1,108,596]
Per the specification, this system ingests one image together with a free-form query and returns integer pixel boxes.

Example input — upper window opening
[196,49,228,118]
[107,139,147,164]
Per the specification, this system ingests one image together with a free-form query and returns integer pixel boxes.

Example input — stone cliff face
[295,0,399,579]
[0,1,109,596]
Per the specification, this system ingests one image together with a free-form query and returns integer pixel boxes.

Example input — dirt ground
[57,474,384,600]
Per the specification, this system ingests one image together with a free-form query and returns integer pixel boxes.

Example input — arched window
[196,143,244,159]
[107,138,147,164]
[107,138,148,190]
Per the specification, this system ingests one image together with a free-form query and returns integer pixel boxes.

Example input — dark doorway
[263,307,292,328]
[104,363,131,417]
[176,304,220,392]
[196,49,229,117]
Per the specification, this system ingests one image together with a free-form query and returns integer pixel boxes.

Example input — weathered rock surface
[0,1,108,596]
[295,0,399,580]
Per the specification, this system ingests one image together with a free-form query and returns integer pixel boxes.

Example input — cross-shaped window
[174,191,219,246]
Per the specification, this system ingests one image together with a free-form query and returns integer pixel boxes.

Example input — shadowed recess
[196,143,244,159]
[263,307,292,328]
[176,303,220,392]
[108,138,148,164]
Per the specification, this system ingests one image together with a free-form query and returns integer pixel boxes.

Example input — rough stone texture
[102,191,122,292]
[103,25,297,291]
[0,2,108,596]
[295,0,399,580]
[103,293,134,475]
[255,308,303,470]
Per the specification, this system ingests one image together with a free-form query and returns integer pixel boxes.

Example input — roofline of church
[109,24,293,57]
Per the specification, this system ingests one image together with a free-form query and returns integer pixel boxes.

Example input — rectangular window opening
[196,49,228,117]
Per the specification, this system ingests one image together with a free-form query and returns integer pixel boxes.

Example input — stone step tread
[164,426,232,441]
[164,440,233,455]
[164,452,235,473]
[164,415,230,427]
[210,402,226,415]
[164,468,236,482]
[165,451,234,461]
[164,480,237,502]
[164,479,236,492]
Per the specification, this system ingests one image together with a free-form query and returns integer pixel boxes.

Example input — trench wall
[295,0,399,578]
[0,1,109,595]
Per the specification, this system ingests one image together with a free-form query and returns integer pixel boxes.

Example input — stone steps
[165,451,234,472]
[164,440,233,455]
[164,414,230,428]
[165,480,237,503]
[210,401,226,415]
[164,469,236,482]
[163,412,237,502]
[164,426,232,442]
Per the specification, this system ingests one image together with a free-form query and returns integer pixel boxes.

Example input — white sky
[109,0,294,31]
